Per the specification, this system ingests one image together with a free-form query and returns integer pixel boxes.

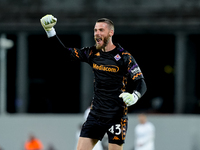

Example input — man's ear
[109,30,114,37]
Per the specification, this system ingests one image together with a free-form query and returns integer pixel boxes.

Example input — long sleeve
[133,79,147,97]
[48,35,92,62]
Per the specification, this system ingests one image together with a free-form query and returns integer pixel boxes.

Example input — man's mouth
[96,37,102,43]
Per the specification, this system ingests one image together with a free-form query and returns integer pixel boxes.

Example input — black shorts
[80,113,128,145]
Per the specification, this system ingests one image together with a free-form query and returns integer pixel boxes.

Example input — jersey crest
[114,54,121,61]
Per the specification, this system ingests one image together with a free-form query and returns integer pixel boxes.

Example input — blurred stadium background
[1,0,200,149]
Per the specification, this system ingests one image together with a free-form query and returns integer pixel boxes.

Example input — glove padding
[40,14,57,31]
[119,92,139,106]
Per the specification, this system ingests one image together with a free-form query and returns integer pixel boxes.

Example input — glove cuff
[133,91,141,99]
[131,91,141,105]
[46,27,56,38]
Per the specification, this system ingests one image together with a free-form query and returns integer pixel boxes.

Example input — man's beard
[95,35,110,51]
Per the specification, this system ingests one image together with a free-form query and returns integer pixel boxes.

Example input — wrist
[46,27,56,38]
[132,91,141,99]
[131,91,141,105]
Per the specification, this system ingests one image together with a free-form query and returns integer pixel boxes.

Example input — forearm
[133,79,147,98]
[49,35,68,50]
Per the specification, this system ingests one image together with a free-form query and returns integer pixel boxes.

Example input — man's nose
[94,30,100,36]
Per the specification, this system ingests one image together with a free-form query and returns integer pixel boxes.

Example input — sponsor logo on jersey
[130,67,141,75]
[93,63,119,73]
[114,54,121,61]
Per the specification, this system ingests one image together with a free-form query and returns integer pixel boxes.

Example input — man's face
[138,114,147,124]
[94,22,111,50]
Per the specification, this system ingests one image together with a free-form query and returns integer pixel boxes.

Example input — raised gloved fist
[119,92,139,107]
[40,14,57,31]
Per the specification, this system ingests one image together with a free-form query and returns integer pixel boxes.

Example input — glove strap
[46,27,56,38]
[133,91,141,99]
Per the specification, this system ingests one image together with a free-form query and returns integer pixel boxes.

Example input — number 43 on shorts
[108,124,121,135]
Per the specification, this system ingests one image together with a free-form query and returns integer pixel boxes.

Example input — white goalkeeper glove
[40,14,57,37]
[119,91,141,107]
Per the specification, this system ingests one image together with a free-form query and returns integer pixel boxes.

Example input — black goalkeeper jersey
[51,35,144,118]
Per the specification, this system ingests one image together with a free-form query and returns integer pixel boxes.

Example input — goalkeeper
[40,15,147,150]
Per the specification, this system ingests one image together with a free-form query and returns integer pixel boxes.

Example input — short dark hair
[96,18,114,31]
